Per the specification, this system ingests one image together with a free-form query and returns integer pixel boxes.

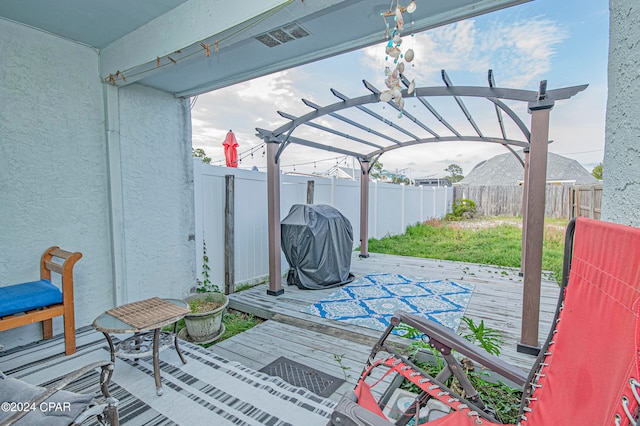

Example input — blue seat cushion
[0,280,63,317]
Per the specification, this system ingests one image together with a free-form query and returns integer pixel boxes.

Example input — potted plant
[182,241,229,343]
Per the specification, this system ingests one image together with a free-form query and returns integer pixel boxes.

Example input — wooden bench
[0,247,82,355]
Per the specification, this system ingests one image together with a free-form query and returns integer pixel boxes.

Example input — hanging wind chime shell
[396,62,405,74]
[404,48,415,62]
[407,79,416,95]
[393,34,402,45]
[408,79,416,95]
[385,75,399,89]
[395,6,404,31]
[380,90,393,102]
[388,46,401,59]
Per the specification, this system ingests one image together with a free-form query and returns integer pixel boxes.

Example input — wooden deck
[217,252,560,401]
[0,252,560,416]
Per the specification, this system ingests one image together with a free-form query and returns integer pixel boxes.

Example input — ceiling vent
[255,22,310,48]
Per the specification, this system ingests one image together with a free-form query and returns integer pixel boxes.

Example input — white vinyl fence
[193,160,453,291]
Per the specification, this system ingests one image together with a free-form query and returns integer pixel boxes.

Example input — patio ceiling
[0,0,531,97]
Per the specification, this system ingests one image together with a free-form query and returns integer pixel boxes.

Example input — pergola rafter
[363,79,440,138]
[401,75,461,137]
[442,70,484,138]
[257,70,587,354]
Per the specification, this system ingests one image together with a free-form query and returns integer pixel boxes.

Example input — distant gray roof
[458,151,598,186]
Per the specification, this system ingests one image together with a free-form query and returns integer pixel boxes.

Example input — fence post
[373,180,378,239]
[401,183,405,232]
[589,186,595,218]
[193,159,204,291]
[432,187,436,218]
[360,161,370,258]
[224,175,235,295]
[306,180,314,204]
[420,185,424,222]
[330,176,335,206]
[443,186,449,214]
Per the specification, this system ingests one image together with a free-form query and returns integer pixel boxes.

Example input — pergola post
[519,147,530,277]
[518,86,554,355]
[359,160,370,258]
[266,141,284,296]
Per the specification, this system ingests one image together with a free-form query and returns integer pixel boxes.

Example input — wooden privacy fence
[571,184,602,219]
[454,184,602,219]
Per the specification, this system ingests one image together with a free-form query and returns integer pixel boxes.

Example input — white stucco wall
[0,19,196,350]
[0,18,113,347]
[117,85,195,302]
[602,0,640,226]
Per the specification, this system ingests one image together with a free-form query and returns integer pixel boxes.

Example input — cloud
[191,71,296,163]
[362,16,568,89]
[191,8,602,178]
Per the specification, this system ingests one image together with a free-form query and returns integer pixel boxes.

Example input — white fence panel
[193,160,452,289]
[234,172,269,284]
[374,182,403,238]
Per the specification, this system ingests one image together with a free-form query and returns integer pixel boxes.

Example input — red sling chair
[329,217,640,425]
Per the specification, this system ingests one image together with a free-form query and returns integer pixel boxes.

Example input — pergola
[257,70,586,353]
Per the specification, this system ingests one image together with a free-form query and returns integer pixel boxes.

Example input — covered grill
[281,204,354,290]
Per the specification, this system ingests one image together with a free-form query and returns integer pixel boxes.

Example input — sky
[191,0,609,180]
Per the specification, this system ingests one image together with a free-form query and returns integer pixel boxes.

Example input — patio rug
[0,328,335,426]
[301,273,475,335]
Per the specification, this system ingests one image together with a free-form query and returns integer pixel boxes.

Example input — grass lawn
[368,216,567,283]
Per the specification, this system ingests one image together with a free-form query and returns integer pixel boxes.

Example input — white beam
[99,0,290,84]
[104,85,127,306]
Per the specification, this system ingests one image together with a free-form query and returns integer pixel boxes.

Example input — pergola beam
[331,88,419,142]
[488,70,525,167]
[442,70,484,137]
[275,134,367,159]
[365,136,528,159]
[401,75,462,137]
[489,70,508,140]
[269,84,586,139]
[277,110,384,150]
[302,98,402,145]
[362,80,440,138]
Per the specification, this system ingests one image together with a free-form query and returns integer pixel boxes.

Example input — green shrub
[446,198,477,221]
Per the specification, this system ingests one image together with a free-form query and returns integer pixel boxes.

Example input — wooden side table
[92,297,190,396]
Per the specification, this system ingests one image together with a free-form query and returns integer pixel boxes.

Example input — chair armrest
[1,361,114,426]
[329,393,394,426]
[393,311,528,387]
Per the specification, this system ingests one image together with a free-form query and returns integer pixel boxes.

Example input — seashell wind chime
[380,0,417,117]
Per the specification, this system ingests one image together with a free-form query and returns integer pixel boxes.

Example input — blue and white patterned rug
[301,273,474,335]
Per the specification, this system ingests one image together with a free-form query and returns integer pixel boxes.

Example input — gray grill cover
[281,204,354,290]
